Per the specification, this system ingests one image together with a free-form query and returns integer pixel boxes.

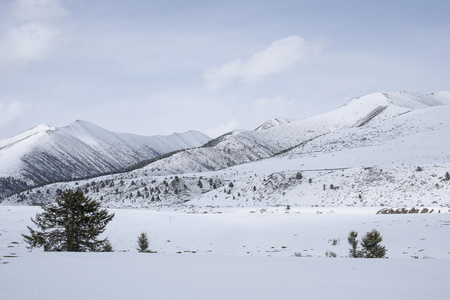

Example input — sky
[0,0,449,139]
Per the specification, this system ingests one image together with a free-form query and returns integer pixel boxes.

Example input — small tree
[102,237,114,252]
[348,229,387,258]
[347,230,362,258]
[22,189,114,252]
[360,229,387,258]
[445,172,450,181]
[137,232,150,253]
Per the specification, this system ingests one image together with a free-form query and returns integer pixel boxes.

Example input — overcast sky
[0,0,449,139]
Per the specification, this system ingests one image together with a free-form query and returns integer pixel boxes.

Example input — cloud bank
[203,36,328,90]
[0,100,29,126]
[0,0,66,74]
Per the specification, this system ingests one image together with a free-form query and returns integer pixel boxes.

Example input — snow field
[2,253,449,300]
[1,206,450,300]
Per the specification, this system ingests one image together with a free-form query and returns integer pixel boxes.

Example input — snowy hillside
[3,91,450,210]
[122,91,450,176]
[0,120,211,197]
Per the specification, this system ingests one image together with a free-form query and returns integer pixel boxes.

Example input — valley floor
[1,206,450,299]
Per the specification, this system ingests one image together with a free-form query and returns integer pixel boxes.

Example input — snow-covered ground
[1,206,449,299]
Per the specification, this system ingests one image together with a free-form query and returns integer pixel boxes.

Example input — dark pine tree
[22,189,114,252]
[137,232,150,253]
[347,230,362,258]
[360,229,387,258]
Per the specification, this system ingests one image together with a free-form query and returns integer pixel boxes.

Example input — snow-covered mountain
[254,118,292,131]
[0,120,211,197]
[3,91,450,209]
[127,91,450,176]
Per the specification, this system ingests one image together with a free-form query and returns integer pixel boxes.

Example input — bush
[325,250,337,258]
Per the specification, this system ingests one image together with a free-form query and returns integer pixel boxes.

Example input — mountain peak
[0,124,55,146]
[346,91,450,111]
[255,118,291,131]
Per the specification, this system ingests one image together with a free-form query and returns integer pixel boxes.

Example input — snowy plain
[1,206,449,300]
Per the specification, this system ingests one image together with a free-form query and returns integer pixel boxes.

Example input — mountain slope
[132,91,450,176]
[3,91,450,209]
[0,120,211,197]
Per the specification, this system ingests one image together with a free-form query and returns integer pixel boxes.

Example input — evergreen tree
[445,172,450,181]
[22,189,114,252]
[102,237,114,252]
[137,232,150,253]
[348,229,387,258]
[360,229,387,258]
[347,230,362,258]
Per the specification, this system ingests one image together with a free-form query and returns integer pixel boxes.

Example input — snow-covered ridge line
[0,124,55,149]
[0,120,211,198]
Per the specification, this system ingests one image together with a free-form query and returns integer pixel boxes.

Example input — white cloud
[0,100,30,126]
[11,0,67,22]
[0,0,67,76]
[203,36,328,90]
[1,22,61,65]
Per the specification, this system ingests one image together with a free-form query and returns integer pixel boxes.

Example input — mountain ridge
[0,120,211,197]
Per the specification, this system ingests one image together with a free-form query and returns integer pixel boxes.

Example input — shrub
[325,250,337,258]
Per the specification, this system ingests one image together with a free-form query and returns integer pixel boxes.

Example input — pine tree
[445,172,450,181]
[137,232,150,253]
[360,229,387,258]
[102,237,114,252]
[347,230,361,258]
[348,229,387,258]
[22,189,114,252]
